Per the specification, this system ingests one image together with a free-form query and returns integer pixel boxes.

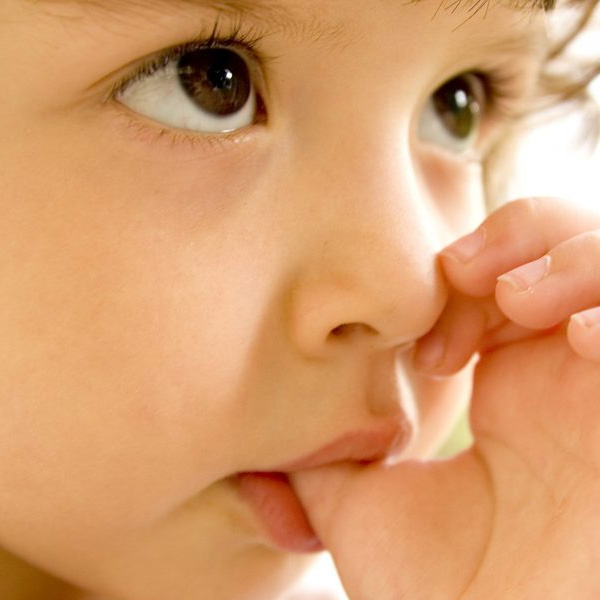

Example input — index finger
[440,197,600,297]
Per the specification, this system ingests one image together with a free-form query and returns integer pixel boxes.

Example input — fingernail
[571,307,600,329]
[498,255,551,292]
[414,331,445,370]
[443,228,486,263]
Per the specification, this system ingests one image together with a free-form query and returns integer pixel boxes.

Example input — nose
[284,128,448,359]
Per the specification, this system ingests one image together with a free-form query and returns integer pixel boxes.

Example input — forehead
[22,0,550,49]
[25,0,554,19]
[26,0,555,9]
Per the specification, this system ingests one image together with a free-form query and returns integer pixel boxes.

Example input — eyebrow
[27,0,342,47]
[27,0,299,22]
[30,0,274,9]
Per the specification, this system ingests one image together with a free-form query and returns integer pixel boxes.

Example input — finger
[568,307,600,362]
[414,293,494,375]
[413,292,531,376]
[495,230,600,330]
[479,319,552,354]
[291,452,492,600]
[440,198,600,297]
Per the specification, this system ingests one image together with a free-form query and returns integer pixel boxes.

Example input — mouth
[236,422,410,553]
[236,471,323,553]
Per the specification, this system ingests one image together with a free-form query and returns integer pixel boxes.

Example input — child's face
[0,0,546,598]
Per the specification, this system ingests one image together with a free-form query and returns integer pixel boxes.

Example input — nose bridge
[285,127,447,356]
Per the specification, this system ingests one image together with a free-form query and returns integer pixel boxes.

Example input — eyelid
[106,97,264,160]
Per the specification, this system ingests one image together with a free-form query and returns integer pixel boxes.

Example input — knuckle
[500,196,566,224]
[562,230,600,259]
[485,197,545,250]
[487,197,539,232]
[550,230,600,281]
[588,230,600,247]
[585,230,600,268]
[507,197,542,223]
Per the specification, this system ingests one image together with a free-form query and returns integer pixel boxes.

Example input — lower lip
[237,472,323,553]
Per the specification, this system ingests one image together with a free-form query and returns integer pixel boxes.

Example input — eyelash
[475,68,530,123]
[110,20,268,95]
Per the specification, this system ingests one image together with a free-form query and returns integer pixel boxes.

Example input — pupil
[178,48,251,117]
[433,77,480,140]
[208,65,234,90]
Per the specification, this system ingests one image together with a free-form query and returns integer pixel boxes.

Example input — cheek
[419,150,487,241]
[0,137,275,527]
[0,139,303,593]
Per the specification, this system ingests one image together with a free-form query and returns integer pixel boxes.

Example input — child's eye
[116,45,263,134]
[417,73,485,154]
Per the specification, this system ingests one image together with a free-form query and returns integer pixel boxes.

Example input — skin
[0,0,549,598]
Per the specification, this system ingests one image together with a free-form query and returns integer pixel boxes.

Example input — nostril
[329,323,378,340]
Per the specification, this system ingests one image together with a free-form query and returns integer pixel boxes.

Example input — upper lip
[275,419,411,472]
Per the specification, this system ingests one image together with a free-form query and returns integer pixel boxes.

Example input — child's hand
[414,197,600,373]
[292,198,600,599]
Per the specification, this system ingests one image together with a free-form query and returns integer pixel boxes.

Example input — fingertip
[439,255,495,299]
[441,228,486,265]
[440,229,501,298]
[567,308,600,363]
[413,329,479,378]
[496,256,551,293]
[494,270,560,331]
[413,330,446,373]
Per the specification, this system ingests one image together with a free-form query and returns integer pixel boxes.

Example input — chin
[191,548,317,600]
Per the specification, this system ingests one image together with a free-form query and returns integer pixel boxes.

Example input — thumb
[291,452,492,600]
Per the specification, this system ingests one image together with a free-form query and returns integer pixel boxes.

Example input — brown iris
[177,48,251,116]
[432,75,481,140]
